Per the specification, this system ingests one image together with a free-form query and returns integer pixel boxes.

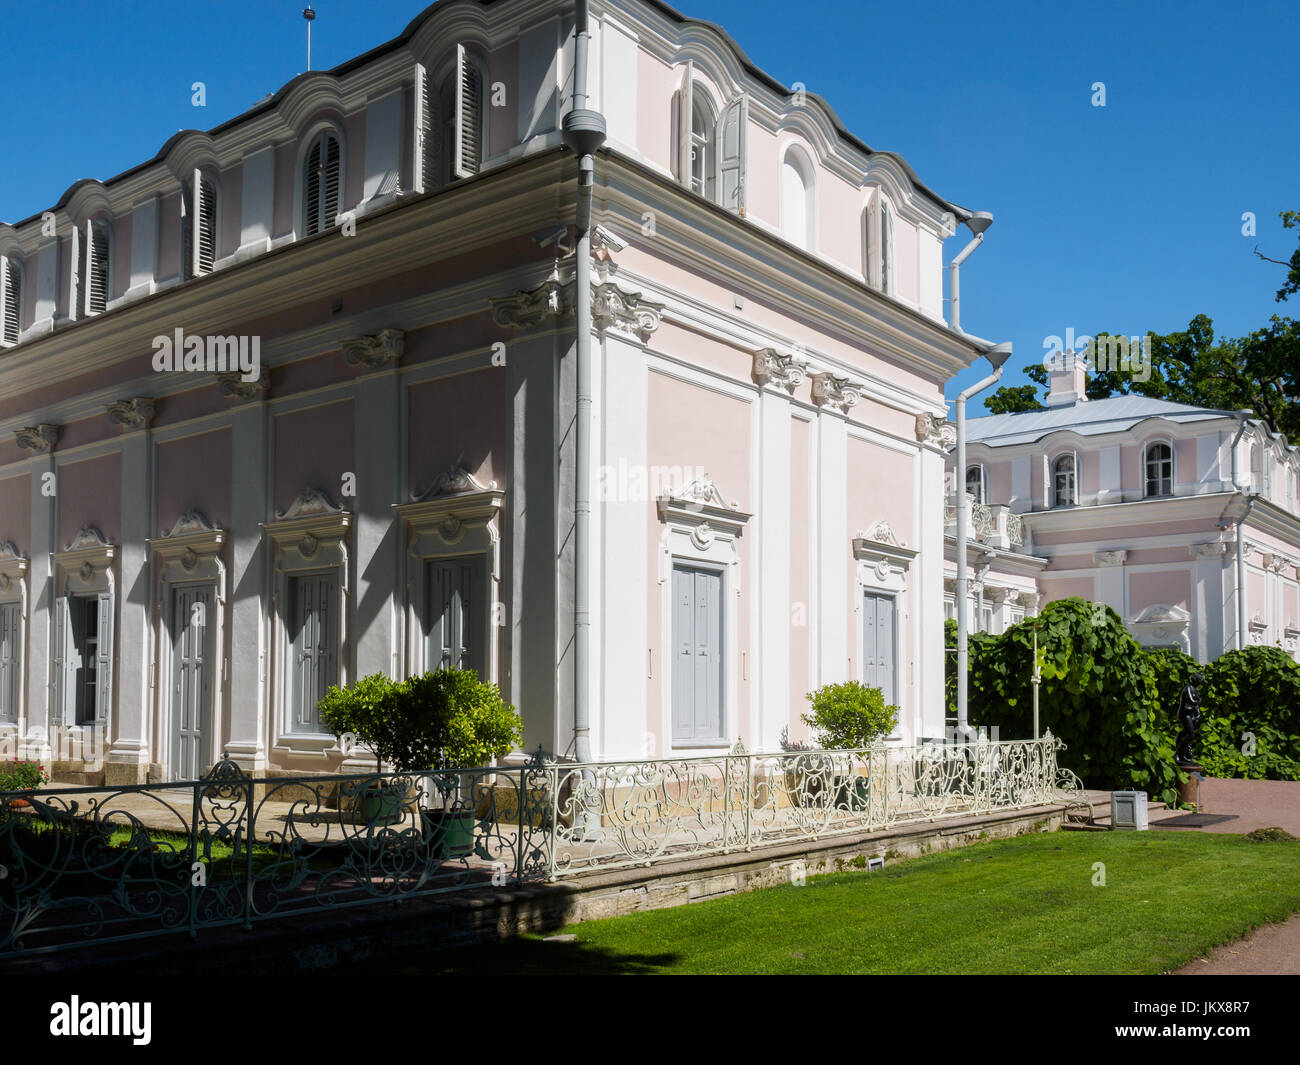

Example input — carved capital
[1094,549,1128,567]
[810,372,860,413]
[15,424,59,454]
[491,275,573,329]
[106,397,155,431]
[1190,541,1228,560]
[591,282,662,341]
[341,328,404,372]
[751,349,808,393]
[217,368,269,402]
[915,412,956,449]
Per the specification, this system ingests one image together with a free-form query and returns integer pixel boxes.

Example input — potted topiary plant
[801,681,899,811]
[318,673,411,827]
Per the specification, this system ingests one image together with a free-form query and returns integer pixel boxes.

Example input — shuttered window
[0,601,20,723]
[0,256,20,345]
[862,592,897,708]
[880,200,894,295]
[671,564,724,743]
[54,594,112,727]
[435,45,485,185]
[303,131,342,237]
[181,170,218,280]
[425,556,485,678]
[289,573,338,732]
[84,219,110,316]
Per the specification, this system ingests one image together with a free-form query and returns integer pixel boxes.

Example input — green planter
[357,782,405,826]
[835,775,870,812]
[421,808,475,858]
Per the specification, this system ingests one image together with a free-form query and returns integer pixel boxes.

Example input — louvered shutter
[323,135,341,227]
[180,178,194,280]
[304,138,322,236]
[453,44,482,179]
[866,190,881,289]
[413,62,430,194]
[95,593,113,724]
[50,597,67,727]
[676,62,693,187]
[881,200,894,295]
[87,220,109,314]
[69,225,82,320]
[717,93,747,216]
[197,173,216,273]
[1,258,19,345]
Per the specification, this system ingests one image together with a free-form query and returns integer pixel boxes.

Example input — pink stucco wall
[407,370,506,494]
[273,400,356,514]
[846,435,913,546]
[157,191,180,280]
[220,161,243,262]
[156,428,233,534]
[0,475,30,553]
[1129,570,1191,613]
[1039,576,1095,604]
[788,416,810,741]
[58,453,121,548]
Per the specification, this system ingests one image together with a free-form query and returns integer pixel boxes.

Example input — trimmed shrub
[1198,647,1300,780]
[802,681,899,749]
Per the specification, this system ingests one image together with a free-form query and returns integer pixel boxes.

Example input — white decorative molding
[160,509,218,539]
[591,281,663,341]
[410,465,496,503]
[810,372,860,413]
[106,397,155,431]
[216,368,269,401]
[674,474,733,510]
[751,348,808,394]
[1248,612,1269,645]
[341,327,404,372]
[914,412,956,450]
[1094,549,1128,567]
[15,424,59,454]
[274,487,343,522]
[1190,541,1228,560]
[53,526,115,595]
[1128,603,1191,653]
[490,273,572,329]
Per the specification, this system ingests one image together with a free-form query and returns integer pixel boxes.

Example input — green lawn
[400,831,1300,974]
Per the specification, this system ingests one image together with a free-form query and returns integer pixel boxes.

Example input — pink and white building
[0,0,1001,784]
[952,354,1300,660]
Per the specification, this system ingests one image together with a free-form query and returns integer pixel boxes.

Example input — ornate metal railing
[0,734,1079,955]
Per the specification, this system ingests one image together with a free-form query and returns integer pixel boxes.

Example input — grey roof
[966,396,1234,447]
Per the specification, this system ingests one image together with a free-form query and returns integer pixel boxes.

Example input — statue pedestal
[1177,763,1203,808]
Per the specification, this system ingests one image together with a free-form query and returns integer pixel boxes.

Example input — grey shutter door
[322,135,341,224]
[172,587,212,779]
[95,593,113,725]
[427,557,485,678]
[197,175,217,273]
[863,593,896,707]
[304,139,321,235]
[291,574,338,731]
[0,602,19,722]
[717,94,747,215]
[50,597,66,726]
[676,62,693,187]
[672,566,722,742]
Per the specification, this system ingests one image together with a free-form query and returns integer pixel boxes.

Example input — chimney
[1046,350,1088,407]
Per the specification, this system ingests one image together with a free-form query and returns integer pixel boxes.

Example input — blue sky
[1,0,1294,411]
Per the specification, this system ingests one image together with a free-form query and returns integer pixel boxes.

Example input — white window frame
[1051,451,1078,507]
[965,464,986,504]
[1143,439,1174,498]
[180,169,221,280]
[656,477,750,752]
[779,144,816,252]
[50,526,116,735]
[852,522,917,740]
[394,467,503,682]
[266,489,352,755]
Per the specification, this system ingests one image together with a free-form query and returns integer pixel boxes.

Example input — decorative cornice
[676,475,731,510]
[491,274,573,329]
[1190,541,1228,560]
[411,465,495,503]
[274,487,343,522]
[63,525,112,553]
[751,348,808,393]
[161,509,219,538]
[1094,549,1128,567]
[915,412,956,449]
[860,520,904,548]
[591,281,663,341]
[15,424,59,454]
[810,372,860,413]
[217,368,269,402]
[341,328,404,373]
[0,541,23,563]
[106,397,155,431]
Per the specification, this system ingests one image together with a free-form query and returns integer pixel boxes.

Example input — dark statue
[1174,672,1204,766]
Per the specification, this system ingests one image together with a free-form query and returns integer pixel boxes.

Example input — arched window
[1248,442,1262,494]
[181,170,219,280]
[965,464,985,503]
[690,93,717,200]
[1144,442,1173,498]
[1052,454,1076,507]
[0,256,21,346]
[434,44,484,185]
[303,129,342,237]
[780,147,813,250]
[78,217,111,317]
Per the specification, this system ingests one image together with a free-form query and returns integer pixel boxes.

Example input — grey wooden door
[427,556,485,678]
[672,565,723,743]
[0,602,18,723]
[862,592,897,707]
[290,573,338,732]
[171,585,214,779]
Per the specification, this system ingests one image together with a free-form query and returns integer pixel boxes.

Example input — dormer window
[437,45,485,184]
[864,189,896,293]
[1052,454,1076,507]
[676,67,747,214]
[181,170,218,279]
[303,130,342,236]
[780,146,815,250]
[880,199,894,295]
[76,217,111,317]
[965,464,985,503]
[0,256,21,346]
[1144,442,1173,497]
